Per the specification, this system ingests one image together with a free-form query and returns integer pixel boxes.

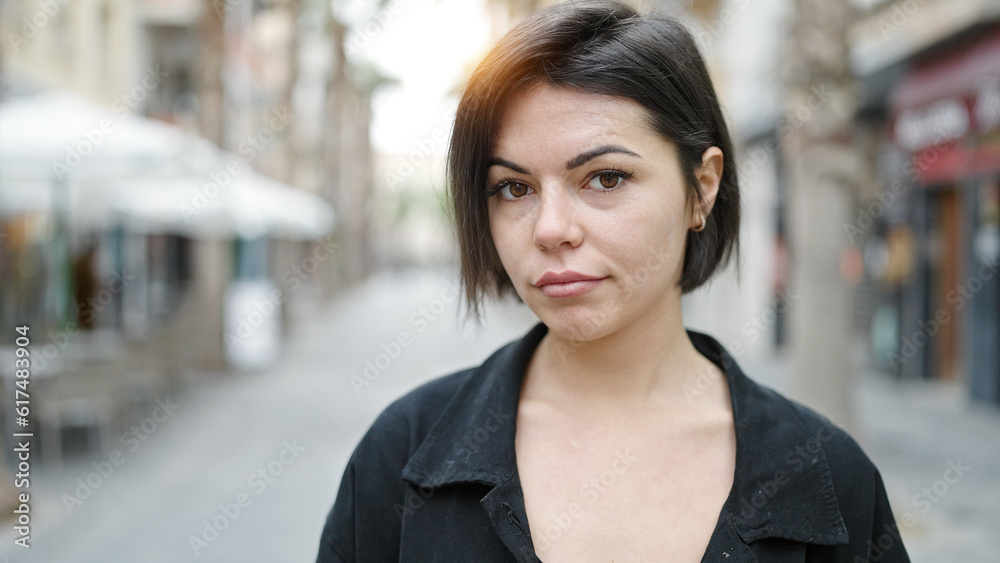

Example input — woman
[317,2,910,561]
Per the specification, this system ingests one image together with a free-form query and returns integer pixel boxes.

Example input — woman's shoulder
[320,363,491,561]
[758,378,871,458]
[724,369,908,558]
[360,326,541,452]
[737,373,899,527]
[356,367,479,454]
[736,371,880,487]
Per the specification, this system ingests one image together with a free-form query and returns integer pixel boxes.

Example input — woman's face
[486,83,719,341]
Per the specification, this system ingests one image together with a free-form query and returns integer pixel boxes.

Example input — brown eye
[493,181,533,200]
[599,173,619,189]
[587,170,630,192]
[509,183,529,197]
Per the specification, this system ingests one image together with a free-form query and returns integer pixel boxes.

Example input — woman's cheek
[493,240,522,289]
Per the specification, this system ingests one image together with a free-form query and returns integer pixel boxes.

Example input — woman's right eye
[494,181,533,200]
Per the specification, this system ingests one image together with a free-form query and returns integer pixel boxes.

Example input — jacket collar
[687,330,849,547]
[400,323,540,488]
[401,322,848,547]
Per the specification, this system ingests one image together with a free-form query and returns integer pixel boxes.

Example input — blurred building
[0,0,378,466]
[852,0,1000,403]
[681,0,1000,407]
[0,0,141,103]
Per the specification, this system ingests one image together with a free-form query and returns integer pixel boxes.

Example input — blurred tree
[197,0,226,147]
[323,12,362,287]
[320,1,395,290]
[781,0,862,431]
[279,0,300,184]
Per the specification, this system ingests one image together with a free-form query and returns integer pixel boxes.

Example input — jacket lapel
[401,323,546,489]
[688,331,850,549]
[403,323,850,560]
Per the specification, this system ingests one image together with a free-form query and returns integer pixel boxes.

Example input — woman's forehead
[500,84,645,130]
[492,84,663,161]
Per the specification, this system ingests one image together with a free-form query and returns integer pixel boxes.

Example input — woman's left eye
[586,170,631,192]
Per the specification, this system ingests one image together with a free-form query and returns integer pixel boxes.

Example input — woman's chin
[533,307,620,343]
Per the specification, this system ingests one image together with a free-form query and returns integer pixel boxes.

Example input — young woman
[317,2,910,561]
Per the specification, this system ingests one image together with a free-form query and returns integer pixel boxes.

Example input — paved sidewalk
[0,266,994,562]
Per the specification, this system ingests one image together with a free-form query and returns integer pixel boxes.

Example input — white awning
[0,90,335,240]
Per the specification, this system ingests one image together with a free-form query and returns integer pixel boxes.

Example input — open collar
[401,322,848,550]
[400,323,541,489]
[687,331,849,547]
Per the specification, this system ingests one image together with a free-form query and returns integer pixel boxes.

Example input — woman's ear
[692,146,723,226]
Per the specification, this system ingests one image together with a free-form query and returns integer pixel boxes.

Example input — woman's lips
[537,277,607,298]
[534,270,608,298]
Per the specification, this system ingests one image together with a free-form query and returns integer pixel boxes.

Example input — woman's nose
[532,187,583,251]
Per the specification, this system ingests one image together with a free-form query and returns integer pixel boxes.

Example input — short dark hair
[447,0,740,321]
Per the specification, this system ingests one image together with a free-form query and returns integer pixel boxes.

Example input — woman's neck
[525,297,725,415]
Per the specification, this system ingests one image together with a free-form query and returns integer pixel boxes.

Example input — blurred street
[0,267,994,562]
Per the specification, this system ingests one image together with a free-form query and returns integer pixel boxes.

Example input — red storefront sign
[890,29,1000,185]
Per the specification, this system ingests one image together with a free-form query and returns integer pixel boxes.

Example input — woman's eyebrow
[487,145,641,175]
[566,145,641,170]
[487,157,530,174]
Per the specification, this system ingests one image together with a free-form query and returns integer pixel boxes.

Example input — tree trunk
[280,0,301,184]
[321,15,355,297]
[197,0,226,147]
[192,0,228,370]
[782,0,861,433]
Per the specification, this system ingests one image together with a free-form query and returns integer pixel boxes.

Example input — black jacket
[317,322,910,562]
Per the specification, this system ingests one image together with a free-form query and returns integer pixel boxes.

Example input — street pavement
[0,266,995,562]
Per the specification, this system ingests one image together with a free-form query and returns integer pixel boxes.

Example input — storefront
[888,26,1000,403]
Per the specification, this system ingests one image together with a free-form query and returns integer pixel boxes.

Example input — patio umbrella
[0,90,335,240]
